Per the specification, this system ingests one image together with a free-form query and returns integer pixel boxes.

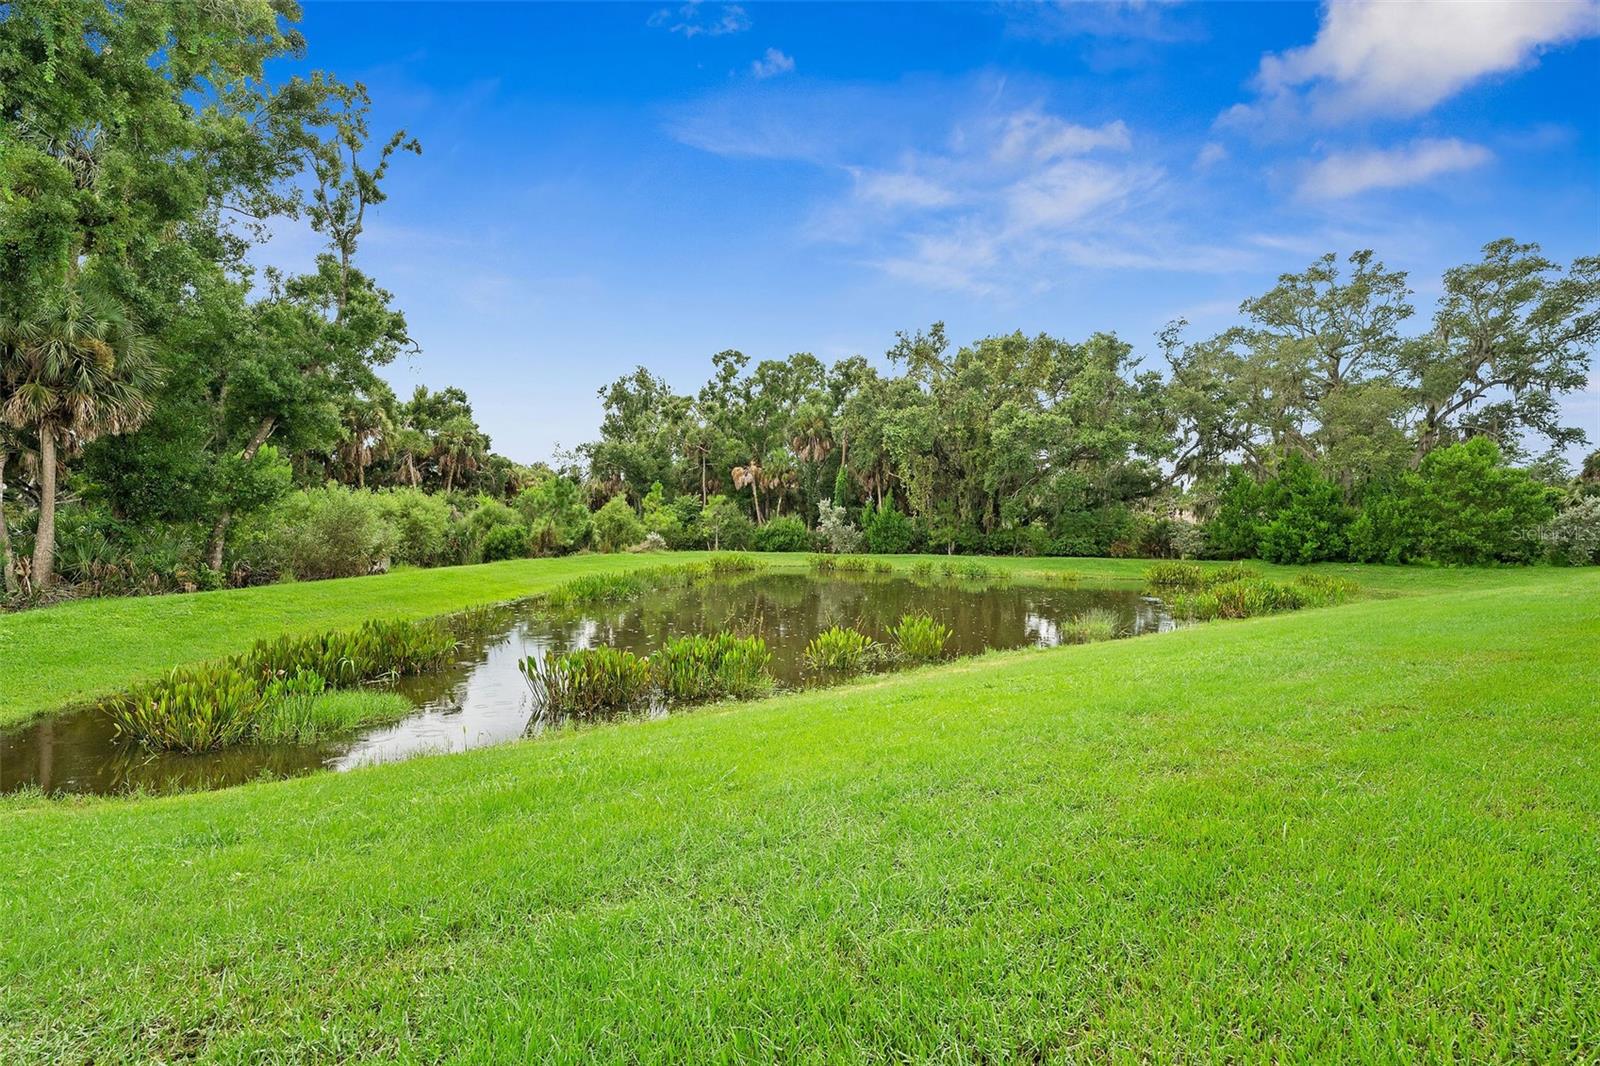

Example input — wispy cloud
[647,2,751,38]
[1298,138,1493,200]
[1002,0,1201,44]
[750,48,795,79]
[1222,0,1600,128]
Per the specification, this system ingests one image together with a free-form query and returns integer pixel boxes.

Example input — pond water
[1,573,1171,797]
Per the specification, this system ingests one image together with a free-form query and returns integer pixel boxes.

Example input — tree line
[2,3,1597,609]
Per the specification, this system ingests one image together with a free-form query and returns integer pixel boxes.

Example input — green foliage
[520,648,652,717]
[753,515,812,552]
[1205,469,1265,560]
[591,496,644,553]
[862,503,916,554]
[811,554,873,574]
[101,662,263,753]
[479,523,531,563]
[1063,608,1121,643]
[1541,497,1600,565]
[1407,439,1555,565]
[378,488,454,568]
[803,626,878,675]
[1164,572,1354,621]
[652,632,775,703]
[888,613,952,662]
[260,485,396,580]
[1144,562,1204,589]
[1255,459,1351,564]
[698,495,755,551]
[255,687,413,745]
[243,619,457,687]
[517,477,591,555]
[815,500,864,553]
[938,559,1005,583]
[544,572,646,609]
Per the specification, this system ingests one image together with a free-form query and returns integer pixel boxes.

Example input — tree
[591,495,644,552]
[1,280,159,587]
[1407,438,1554,564]
[517,476,590,555]
[1406,240,1600,461]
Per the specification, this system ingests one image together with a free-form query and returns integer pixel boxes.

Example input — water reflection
[1,573,1169,796]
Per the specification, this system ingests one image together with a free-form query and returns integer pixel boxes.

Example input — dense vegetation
[3,4,1598,615]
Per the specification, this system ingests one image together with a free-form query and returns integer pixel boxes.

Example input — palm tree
[337,396,393,488]
[432,415,485,494]
[1,283,158,589]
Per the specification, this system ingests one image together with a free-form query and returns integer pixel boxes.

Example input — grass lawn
[1,563,1595,1060]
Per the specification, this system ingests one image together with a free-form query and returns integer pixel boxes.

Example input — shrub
[520,647,652,717]
[101,662,264,753]
[517,477,591,555]
[1541,496,1600,565]
[630,531,669,553]
[480,523,531,562]
[812,554,871,574]
[803,625,877,675]
[652,632,775,702]
[705,552,759,576]
[1409,439,1555,565]
[754,515,813,553]
[1255,458,1351,564]
[816,499,863,553]
[863,503,916,554]
[591,495,645,553]
[698,495,754,551]
[888,613,952,662]
[1292,573,1359,607]
[1063,607,1121,643]
[268,485,396,580]
[1205,469,1265,560]
[378,488,454,568]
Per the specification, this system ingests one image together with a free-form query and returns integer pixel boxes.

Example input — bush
[268,485,395,580]
[816,500,863,553]
[1542,497,1600,565]
[517,477,591,555]
[862,503,916,554]
[698,495,754,551]
[1409,439,1555,565]
[1144,561,1204,589]
[520,647,652,717]
[1255,458,1351,564]
[888,613,952,662]
[754,515,813,552]
[1204,469,1265,560]
[480,523,531,562]
[378,488,454,568]
[592,495,645,553]
[803,625,878,675]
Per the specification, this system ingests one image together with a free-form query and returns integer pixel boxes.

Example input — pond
[0,573,1172,797]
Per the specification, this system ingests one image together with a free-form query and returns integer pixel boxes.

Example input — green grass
[1,566,1595,1060]
[253,688,414,745]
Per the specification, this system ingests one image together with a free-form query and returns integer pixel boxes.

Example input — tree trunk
[0,446,14,595]
[748,474,763,523]
[206,416,277,572]
[700,455,707,505]
[31,424,58,590]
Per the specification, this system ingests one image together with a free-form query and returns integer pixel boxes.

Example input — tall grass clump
[1166,574,1355,620]
[705,553,759,576]
[545,572,646,608]
[939,559,1006,583]
[652,632,775,703]
[101,663,264,753]
[1292,573,1359,607]
[1144,561,1205,590]
[803,626,878,675]
[1063,607,1121,643]
[255,684,413,744]
[812,554,872,575]
[888,613,953,662]
[520,647,653,717]
[243,619,457,686]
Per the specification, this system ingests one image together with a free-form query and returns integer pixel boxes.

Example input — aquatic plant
[803,625,878,675]
[812,554,873,574]
[545,571,647,608]
[1209,562,1260,585]
[652,632,775,703]
[243,619,457,686]
[888,613,953,662]
[938,559,1006,583]
[256,683,412,744]
[1063,607,1121,643]
[908,561,934,581]
[705,552,760,576]
[521,647,653,717]
[101,663,264,753]
[1144,561,1205,589]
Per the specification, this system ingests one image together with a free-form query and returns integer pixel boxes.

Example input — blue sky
[262,1,1600,466]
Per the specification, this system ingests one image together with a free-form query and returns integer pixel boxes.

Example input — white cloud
[750,48,795,79]
[1194,141,1227,169]
[849,168,958,209]
[1228,0,1600,125]
[1298,138,1492,200]
[648,3,751,38]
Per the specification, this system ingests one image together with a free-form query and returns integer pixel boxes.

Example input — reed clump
[888,613,953,662]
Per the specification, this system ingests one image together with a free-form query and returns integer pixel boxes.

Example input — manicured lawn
[2,565,1595,1060]
[0,550,1562,728]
